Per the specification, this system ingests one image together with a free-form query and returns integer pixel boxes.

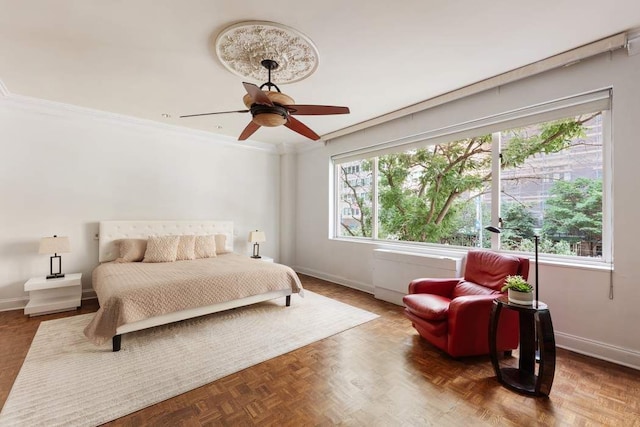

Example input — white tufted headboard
[98,220,234,263]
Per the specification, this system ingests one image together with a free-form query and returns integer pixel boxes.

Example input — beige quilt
[84,254,303,345]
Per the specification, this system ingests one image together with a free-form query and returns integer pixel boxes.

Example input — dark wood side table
[489,296,556,396]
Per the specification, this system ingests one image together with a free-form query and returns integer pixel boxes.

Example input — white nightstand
[24,273,82,316]
[251,256,274,263]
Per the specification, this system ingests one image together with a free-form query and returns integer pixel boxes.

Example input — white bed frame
[98,220,291,351]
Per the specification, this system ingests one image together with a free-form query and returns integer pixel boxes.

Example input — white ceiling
[1,1,639,145]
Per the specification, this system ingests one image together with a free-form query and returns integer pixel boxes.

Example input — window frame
[331,90,613,265]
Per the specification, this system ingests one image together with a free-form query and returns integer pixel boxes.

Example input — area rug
[0,291,378,426]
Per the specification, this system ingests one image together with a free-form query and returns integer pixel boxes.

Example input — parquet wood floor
[1,274,639,426]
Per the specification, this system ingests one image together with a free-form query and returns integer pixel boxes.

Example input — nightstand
[251,256,274,263]
[24,273,82,316]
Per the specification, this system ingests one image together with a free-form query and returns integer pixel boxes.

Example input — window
[336,159,374,238]
[333,90,610,261]
[499,113,604,257]
[377,136,492,247]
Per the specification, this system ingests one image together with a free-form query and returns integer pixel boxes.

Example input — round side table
[489,296,556,396]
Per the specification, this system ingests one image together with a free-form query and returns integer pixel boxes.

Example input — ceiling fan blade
[238,121,261,140]
[242,82,273,106]
[285,116,321,140]
[179,110,248,118]
[285,105,350,115]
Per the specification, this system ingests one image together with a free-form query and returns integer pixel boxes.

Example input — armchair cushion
[452,280,501,298]
[405,309,448,339]
[464,250,523,291]
[403,294,450,321]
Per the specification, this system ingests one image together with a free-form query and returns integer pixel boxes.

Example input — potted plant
[501,275,534,305]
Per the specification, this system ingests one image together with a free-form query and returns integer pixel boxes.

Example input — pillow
[176,235,196,261]
[195,235,217,258]
[143,235,180,263]
[115,239,147,263]
[214,234,229,254]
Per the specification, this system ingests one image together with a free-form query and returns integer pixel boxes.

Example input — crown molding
[627,28,640,56]
[277,141,299,155]
[294,140,324,155]
[0,91,280,154]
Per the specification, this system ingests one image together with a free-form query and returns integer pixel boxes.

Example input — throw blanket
[84,254,303,344]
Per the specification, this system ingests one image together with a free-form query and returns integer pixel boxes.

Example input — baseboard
[293,266,373,294]
[555,331,640,371]
[372,288,404,306]
[0,289,97,313]
[82,289,97,300]
[0,296,28,312]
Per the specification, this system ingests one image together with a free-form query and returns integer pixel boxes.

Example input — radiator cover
[373,249,462,305]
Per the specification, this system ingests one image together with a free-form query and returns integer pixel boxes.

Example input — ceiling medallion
[215,21,319,84]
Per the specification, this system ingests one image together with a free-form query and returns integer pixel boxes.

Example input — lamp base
[48,254,65,280]
[251,242,262,259]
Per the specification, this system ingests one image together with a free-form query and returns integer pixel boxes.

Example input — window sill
[330,236,613,272]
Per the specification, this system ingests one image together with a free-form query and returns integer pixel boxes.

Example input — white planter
[508,289,534,305]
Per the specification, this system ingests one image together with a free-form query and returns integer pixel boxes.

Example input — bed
[84,220,303,351]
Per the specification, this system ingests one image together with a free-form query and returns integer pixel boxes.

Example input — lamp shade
[248,231,266,243]
[39,236,71,254]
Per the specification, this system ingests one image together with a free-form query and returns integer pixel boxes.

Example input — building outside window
[337,160,374,237]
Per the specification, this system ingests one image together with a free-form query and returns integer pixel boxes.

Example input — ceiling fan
[180,59,350,141]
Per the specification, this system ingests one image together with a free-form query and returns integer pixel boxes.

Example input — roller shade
[332,88,611,164]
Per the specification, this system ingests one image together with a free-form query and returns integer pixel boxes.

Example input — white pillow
[143,235,180,263]
[176,235,196,261]
[115,239,147,262]
[214,234,229,254]
[195,235,217,258]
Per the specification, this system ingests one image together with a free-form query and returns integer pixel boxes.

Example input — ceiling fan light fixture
[242,91,294,109]
[252,112,287,127]
[244,90,294,127]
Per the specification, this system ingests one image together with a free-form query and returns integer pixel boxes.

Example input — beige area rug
[0,291,378,426]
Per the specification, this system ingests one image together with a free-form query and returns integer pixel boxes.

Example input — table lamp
[248,230,266,259]
[39,235,71,279]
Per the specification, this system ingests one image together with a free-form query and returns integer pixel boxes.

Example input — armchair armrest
[408,278,460,297]
[447,294,518,357]
[448,294,496,322]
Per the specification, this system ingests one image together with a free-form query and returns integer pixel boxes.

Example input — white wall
[293,48,640,369]
[0,96,281,309]
[279,151,297,266]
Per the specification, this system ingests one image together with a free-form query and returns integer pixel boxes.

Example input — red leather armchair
[403,250,530,357]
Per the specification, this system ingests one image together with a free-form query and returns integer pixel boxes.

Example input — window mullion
[490,132,502,250]
[372,157,379,240]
